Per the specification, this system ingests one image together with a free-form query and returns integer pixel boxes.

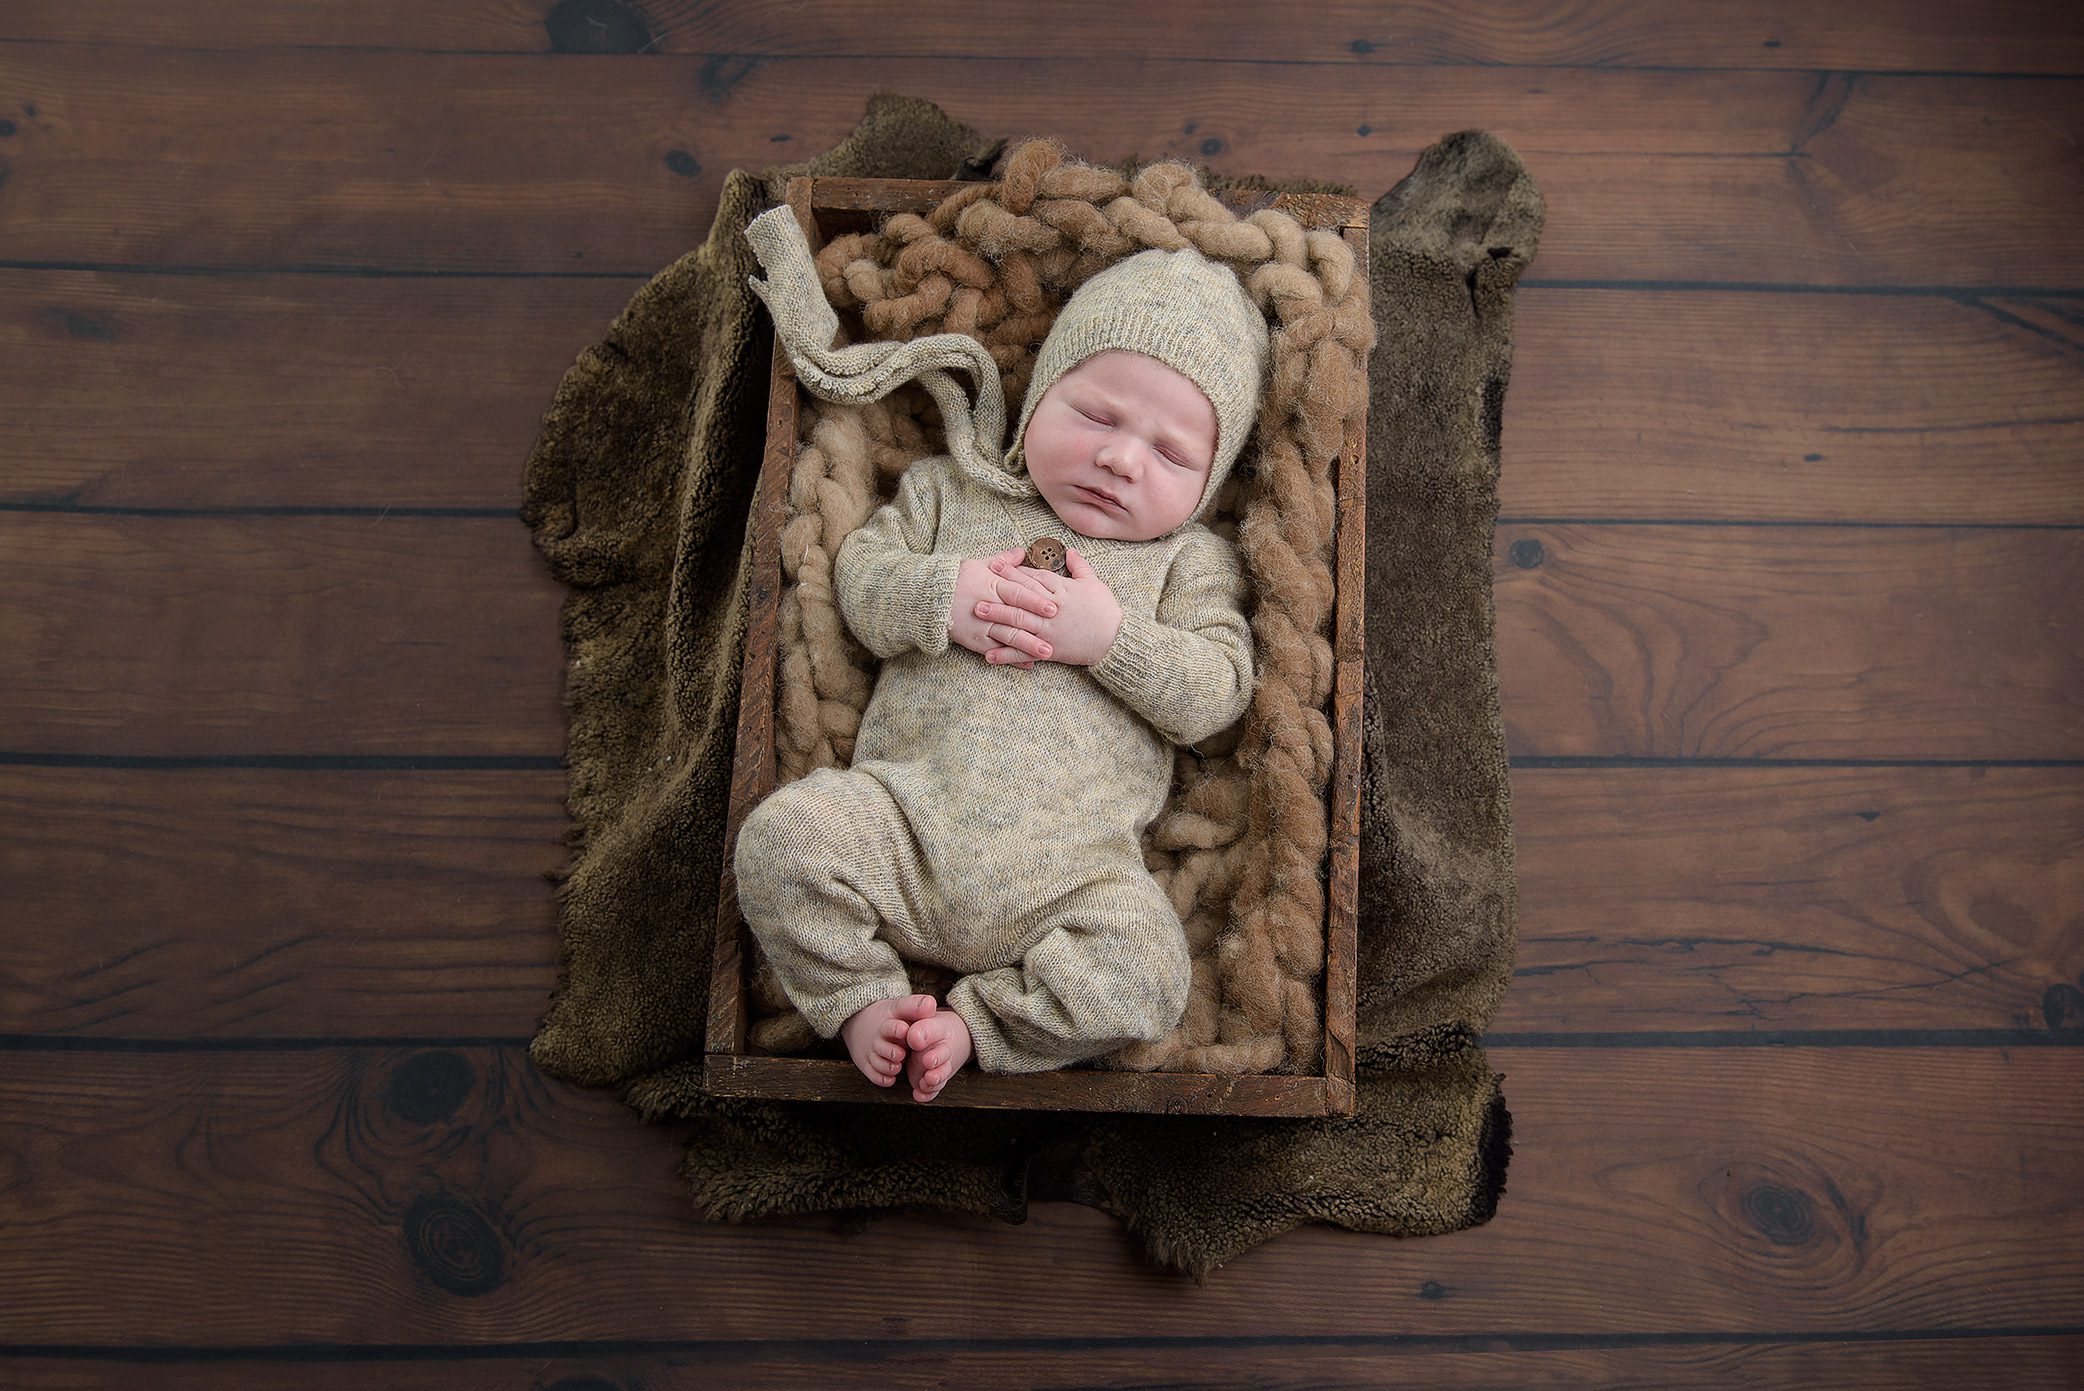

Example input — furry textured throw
[520,94,1541,1280]
[752,138,1374,1075]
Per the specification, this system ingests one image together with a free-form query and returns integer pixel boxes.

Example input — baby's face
[1020,350,1218,542]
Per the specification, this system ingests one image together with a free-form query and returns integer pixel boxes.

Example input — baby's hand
[977,546,1123,668]
[950,549,1057,668]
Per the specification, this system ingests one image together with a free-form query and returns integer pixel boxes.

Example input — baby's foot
[905,1008,973,1103]
[840,994,936,1089]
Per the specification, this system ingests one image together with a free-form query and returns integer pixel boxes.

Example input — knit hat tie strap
[744,205,1021,495]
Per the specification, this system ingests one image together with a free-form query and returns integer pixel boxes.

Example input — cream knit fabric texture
[1004,245,1268,523]
[732,453,1255,1072]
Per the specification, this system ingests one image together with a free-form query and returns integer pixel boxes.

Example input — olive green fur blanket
[519,93,1542,1281]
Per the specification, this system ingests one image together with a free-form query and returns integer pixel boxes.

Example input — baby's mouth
[1077,485,1124,510]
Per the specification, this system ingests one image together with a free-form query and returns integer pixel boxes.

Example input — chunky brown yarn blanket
[520,94,1543,1280]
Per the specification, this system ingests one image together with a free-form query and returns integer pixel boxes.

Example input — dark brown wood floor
[3,3,2080,1387]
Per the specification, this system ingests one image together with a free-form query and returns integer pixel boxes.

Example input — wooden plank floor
[3,3,2079,1386]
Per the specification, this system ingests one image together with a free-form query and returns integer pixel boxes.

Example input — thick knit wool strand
[733,451,1254,1073]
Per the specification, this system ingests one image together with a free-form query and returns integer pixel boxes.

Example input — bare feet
[905,1007,973,1103]
[840,994,937,1088]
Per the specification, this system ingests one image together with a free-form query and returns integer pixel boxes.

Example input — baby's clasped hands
[948,546,1123,669]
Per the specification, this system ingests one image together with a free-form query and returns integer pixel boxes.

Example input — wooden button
[1025,536,1068,574]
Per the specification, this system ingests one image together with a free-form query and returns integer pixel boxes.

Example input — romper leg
[731,769,921,1040]
[943,875,1193,1074]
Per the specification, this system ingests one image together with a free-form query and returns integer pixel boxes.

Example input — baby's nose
[1097,441,1142,475]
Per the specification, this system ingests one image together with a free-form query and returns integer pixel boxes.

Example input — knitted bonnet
[744,203,1270,534]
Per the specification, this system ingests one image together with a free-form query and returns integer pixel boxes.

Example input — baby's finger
[985,623,1051,660]
[987,583,1058,618]
[990,570,1058,611]
[1016,567,1064,594]
[975,600,1044,632]
[985,647,1034,668]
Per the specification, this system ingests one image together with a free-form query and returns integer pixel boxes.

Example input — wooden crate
[706,174,1368,1116]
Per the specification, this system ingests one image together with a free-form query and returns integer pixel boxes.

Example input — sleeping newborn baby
[732,204,1268,1102]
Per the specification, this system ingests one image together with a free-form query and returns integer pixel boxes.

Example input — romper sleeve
[1090,526,1256,746]
[834,456,965,659]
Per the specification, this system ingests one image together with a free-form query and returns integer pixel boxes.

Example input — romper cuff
[1091,610,1167,693]
[902,554,964,656]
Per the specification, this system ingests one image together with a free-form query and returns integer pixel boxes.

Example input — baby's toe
[891,993,937,1021]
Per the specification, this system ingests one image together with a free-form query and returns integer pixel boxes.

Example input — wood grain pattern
[1,53,2079,284]
[0,1046,2075,1342]
[1493,524,2084,761]
[7,1337,2084,1390]
[1503,289,2084,526]
[5,765,2075,1042]
[10,276,2080,527]
[0,766,565,1038]
[7,516,2075,761]
[1,0,2077,73]
[1498,765,2084,1038]
[0,513,567,756]
[0,269,644,511]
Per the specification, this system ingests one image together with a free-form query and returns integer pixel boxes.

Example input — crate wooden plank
[0,1046,2076,1342]
[800,175,1372,231]
[1323,222,1368,1104]
[704,178,813,1064]
[10,275,2081,527]
[703,1054,1336,1116]
[3,766,2074,1042]
[1,0,2078,73]
[1,51,2078,284]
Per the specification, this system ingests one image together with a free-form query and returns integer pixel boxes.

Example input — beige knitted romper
[732,450,1254,1073]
